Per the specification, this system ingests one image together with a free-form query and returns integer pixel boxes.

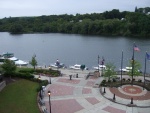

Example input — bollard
[69,75,72,80]
[76,73,78,78]
[49,77,51,84]
[103,87,106,93]
[113,94,116,100]
[130,98,133,104]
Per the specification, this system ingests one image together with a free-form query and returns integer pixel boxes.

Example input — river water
[0,32,150,72]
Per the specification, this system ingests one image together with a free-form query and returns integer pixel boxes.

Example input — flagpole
[102,56,104,76]
[121,51,123,86]
[131,43,135,85]
[144,52,147,88]
[98,55,100,72]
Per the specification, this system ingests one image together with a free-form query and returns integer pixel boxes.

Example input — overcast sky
[0,0,149,18]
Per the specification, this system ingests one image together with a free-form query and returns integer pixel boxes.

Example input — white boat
[93,65,106,70]
[50,59,65,68]
[0,52,28,66]
[69,64,88,70]
[50,63,65,68]
[119,67,132,72]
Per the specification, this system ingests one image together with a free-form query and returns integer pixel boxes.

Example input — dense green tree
[104,62,116,81]
[1,59,17,77]
[10,24,24,34]
[0,8,149,37]
[29,55,37,70]
[128,60,142,77]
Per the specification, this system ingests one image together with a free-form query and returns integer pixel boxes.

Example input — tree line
[0,8,150,37]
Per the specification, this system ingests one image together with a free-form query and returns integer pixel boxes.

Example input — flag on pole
[146,53,150,60]
[134,44,140,51]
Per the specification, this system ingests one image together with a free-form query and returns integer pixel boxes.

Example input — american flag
[146,53,150,60]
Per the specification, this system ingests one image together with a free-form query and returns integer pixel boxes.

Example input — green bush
[34,69,60,76]
[122,78,126,81]
[138,79,142,82]
[36,80,48,92]
[102,80,106,83]
[14,72,34,79]
[113,79,116,82]
[108,80,111,83]
[18,68,34,73]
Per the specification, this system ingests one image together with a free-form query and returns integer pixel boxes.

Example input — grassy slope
[0,79,40,113]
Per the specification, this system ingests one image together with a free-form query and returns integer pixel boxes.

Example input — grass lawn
[0,79,41,113]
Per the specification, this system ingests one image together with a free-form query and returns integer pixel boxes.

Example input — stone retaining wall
[0,81,6,91]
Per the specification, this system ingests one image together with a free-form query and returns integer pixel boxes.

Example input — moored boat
[0,52,28,66]
[69,64,88,70]
[50,59,65,68]
[93,65,106,70]
[119,67,132,72]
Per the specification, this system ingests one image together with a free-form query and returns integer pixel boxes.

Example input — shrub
[36,80,48,92]
[18,68,34,73]
[102,80,106,83]
[108,80,111,83]
[113,78,116,82]
[34,69,60,77]
[138,79,142,82]
[122,78,126,81]
[14,72,34,79]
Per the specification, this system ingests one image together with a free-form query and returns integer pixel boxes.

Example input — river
[0,32,150,72]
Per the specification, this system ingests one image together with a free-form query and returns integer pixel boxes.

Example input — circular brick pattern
[109,85,150,100]
[122,85,142,94]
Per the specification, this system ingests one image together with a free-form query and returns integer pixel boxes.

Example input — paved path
[35,69,150,113]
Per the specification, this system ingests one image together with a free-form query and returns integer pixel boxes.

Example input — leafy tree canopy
[104,62,116,80]
[1,59,17,75]
[29,55,37,70]
[0,7,149,37]
[128,60,142,77]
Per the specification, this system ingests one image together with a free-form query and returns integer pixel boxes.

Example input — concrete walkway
[35,69,150,113]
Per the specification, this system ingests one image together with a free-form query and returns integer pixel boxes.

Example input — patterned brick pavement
[37,73,150,113]
[47,84,75,96]
[85,97,100,105]
[82,88,92,94]
[57,78,80,84]
[103,106,126,113]
[45,99,84,113]
[86,80,95,87]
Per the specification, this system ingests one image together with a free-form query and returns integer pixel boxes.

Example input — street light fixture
[38,76,42,99]
[38,75,41,81]
[98,55,100,72]
[48,91,51,113]
[49,77,51,84]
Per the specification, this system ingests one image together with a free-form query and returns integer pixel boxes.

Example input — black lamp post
[38,76,42,99]
[98,55,100,72]
[48,91,51,113]
[49,77,51,84]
